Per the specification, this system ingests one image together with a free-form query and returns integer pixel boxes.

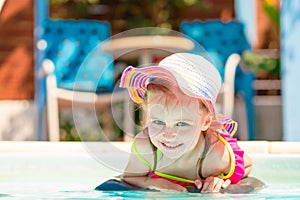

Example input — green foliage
[49,0,208,30]
[243,50,280,79]
[59,110,123,141]
[59,113,81,141]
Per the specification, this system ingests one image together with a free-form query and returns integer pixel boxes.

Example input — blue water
[1,152,300,199]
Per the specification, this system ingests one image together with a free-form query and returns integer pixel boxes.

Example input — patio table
[101,35,194,65]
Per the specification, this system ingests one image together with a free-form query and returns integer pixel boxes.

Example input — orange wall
[0,0,34,100]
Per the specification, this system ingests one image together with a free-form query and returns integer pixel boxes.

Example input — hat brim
[119,66,177,104]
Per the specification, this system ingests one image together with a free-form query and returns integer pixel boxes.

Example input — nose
[162,127,177,139]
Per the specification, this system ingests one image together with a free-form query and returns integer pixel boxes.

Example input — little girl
[119,53,252,193]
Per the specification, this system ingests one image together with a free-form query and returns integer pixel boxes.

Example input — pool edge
[0,141,299,154]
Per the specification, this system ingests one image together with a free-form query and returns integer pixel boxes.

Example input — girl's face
[146,89,211,159]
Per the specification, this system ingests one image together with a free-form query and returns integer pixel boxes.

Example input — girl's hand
[194,177,231,193]
[148,178,188,192]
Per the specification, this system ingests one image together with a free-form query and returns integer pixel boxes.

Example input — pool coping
[0,141,299,154]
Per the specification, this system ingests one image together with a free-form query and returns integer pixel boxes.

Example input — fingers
[171,184,187,192]
[179,186,188,192]
[201,176,230,193]
[194,179,203,189]
[221,179,231,189]
[166,182,188,192]
[151,178,188,192]
[201,176,214,192]
[213,178,224,192]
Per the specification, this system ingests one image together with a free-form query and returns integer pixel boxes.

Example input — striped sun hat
[119,53,237,136]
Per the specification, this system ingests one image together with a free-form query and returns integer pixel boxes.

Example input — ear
[201,114,212,131]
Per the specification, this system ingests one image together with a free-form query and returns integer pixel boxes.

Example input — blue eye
[177,122,188,127]
[153,120,165,125]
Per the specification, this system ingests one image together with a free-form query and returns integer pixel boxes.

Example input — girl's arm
[122,134,151,178]
[123,176,188,192]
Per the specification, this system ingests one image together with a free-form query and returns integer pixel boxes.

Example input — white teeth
[167,144,178,147]
[163,143,181,148]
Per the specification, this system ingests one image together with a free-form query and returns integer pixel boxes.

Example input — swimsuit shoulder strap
[132,136,153,169]
[131,132,162,170]
[198,133,211,179]
[154,171,195,184]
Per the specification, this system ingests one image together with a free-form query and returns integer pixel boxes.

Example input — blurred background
[0,0,284,141]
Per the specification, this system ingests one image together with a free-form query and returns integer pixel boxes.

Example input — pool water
[1,150,300,199]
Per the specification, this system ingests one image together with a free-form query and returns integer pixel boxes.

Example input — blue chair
[41,20,113,92]
[180,20,256,140]
[37,19,133,141]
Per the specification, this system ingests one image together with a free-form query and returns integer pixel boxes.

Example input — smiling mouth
[161,142,183,149]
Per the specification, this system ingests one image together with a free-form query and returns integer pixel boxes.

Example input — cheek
[148,124,164,137]
[182,129,201,149]
[177,126,201,140]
